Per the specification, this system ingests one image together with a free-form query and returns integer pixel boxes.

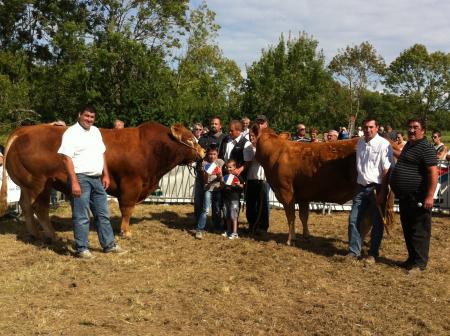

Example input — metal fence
[145,162,450,212]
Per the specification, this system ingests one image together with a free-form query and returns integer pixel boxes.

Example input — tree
[173,1,242,125]
[242,32,333,131]
[329,41,385,132]
[384,44,450,123]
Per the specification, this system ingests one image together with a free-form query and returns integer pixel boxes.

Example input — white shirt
[356,133,393,186]
[223,133,251,162]
[243,145,265,180]
[57,122,106,176]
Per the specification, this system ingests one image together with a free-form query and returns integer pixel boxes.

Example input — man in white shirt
[347,118,393,264]
[219,120,251,176]
[244,129,269,234]
[58,105,126,259]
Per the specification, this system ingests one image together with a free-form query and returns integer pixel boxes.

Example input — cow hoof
[119,231,132,239]
[287,240,296,247]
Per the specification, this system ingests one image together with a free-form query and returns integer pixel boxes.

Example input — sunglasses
[194,128,203,131]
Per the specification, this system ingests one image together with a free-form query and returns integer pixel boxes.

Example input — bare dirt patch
[0,202,449,335]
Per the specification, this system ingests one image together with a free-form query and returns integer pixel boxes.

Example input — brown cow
[0,122,205,241]
[253,126,394,246]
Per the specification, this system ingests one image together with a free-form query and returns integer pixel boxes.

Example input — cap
[255,115,267,122]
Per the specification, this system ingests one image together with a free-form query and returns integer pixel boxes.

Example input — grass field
[0,202,449,335]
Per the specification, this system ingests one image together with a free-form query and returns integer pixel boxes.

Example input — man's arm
[61,155,81,197]
[102,153,110,189]
[424,165,438,209]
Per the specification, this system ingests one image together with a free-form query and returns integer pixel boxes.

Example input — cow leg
[284,202,296,246]
[19,191,40,239]
[33,191,58,243]
[119,205,134,238]
[298,202,310,238]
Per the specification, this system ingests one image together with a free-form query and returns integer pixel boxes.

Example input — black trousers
[245,180,269,232]
[399,199,432,269]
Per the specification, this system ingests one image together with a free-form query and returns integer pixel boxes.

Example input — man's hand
[234,166,244,176]
[72,180,81,198]
[423,195,434,209]
[102,174,110,190]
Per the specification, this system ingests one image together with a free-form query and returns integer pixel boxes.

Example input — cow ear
[170,124,183,142]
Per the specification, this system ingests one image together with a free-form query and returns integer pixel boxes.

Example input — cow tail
[0,134,17,216]
[384,187,395,235]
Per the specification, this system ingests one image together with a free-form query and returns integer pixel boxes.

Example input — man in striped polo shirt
[347,118,394,265]
[390,118,438,273]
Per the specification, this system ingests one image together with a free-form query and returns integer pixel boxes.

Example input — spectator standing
[255,115,269,129]
[219,120,251,175]
[194,117,227,224]
[244,128,269,235]
[192,123,204,141]
[395,132,407,151]
[431,130,447,160]
[195,145,224,239]
[310,128,319,143]
[113,119,124,129]
[241,117,251,140]
[292,123,310,142]
[347,118,394,265]
[390,118,438,273]
[327,130,339,142]
[322,131,329,142]
[58,105,126,258]
[357,126,364,137]
[221,159,244,239]
[385,125,397,141]
[338,127,349,140]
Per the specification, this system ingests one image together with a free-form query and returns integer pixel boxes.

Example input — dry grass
[0,202,449,336]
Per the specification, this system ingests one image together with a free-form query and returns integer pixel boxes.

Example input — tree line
[1,1,449,134]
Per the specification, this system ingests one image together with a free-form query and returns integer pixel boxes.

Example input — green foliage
[173,1,242,126]
[329,41,386,132]
[242,32,334,132]
[384,44,450,123]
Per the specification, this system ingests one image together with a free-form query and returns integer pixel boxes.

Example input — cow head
[170,124,205,161]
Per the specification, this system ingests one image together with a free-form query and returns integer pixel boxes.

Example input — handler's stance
[347,118,393,264]
[58,105,126,258]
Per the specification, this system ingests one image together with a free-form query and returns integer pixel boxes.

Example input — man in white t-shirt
[348,118,393,265]
[58,105,126,259]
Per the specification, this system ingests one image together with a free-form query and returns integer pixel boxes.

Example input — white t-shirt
[356,133,393,186]
[57,122,106,176]
[243,145,265,180]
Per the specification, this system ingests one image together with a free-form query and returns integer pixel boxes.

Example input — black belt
[359,183,378,188]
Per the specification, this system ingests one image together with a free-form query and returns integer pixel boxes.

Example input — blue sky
[189,0,450,72]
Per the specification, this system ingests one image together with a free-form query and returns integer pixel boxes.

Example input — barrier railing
[144,162,450,212]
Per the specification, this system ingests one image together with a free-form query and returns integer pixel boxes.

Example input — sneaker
[104,245,128,255]
[195,231,204,239]
[228,233,239,240]
[221,231,229,238]
[76,250,95,259]
[407,266,425,275]
[363,256,376,266]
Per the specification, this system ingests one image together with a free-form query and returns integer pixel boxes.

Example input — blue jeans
[196,189,222,232]
[70,174,116,253]
[348,185,384,257]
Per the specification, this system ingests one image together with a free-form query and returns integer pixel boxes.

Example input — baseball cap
[255,115,267,122]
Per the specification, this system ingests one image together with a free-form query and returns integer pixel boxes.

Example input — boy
[222,159,244,239]
[195,145,224,239]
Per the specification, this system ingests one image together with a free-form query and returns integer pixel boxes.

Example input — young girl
[222,159,244,239]
[195,145,224,239]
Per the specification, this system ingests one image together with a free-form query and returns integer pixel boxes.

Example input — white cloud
[190,0,450,71]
